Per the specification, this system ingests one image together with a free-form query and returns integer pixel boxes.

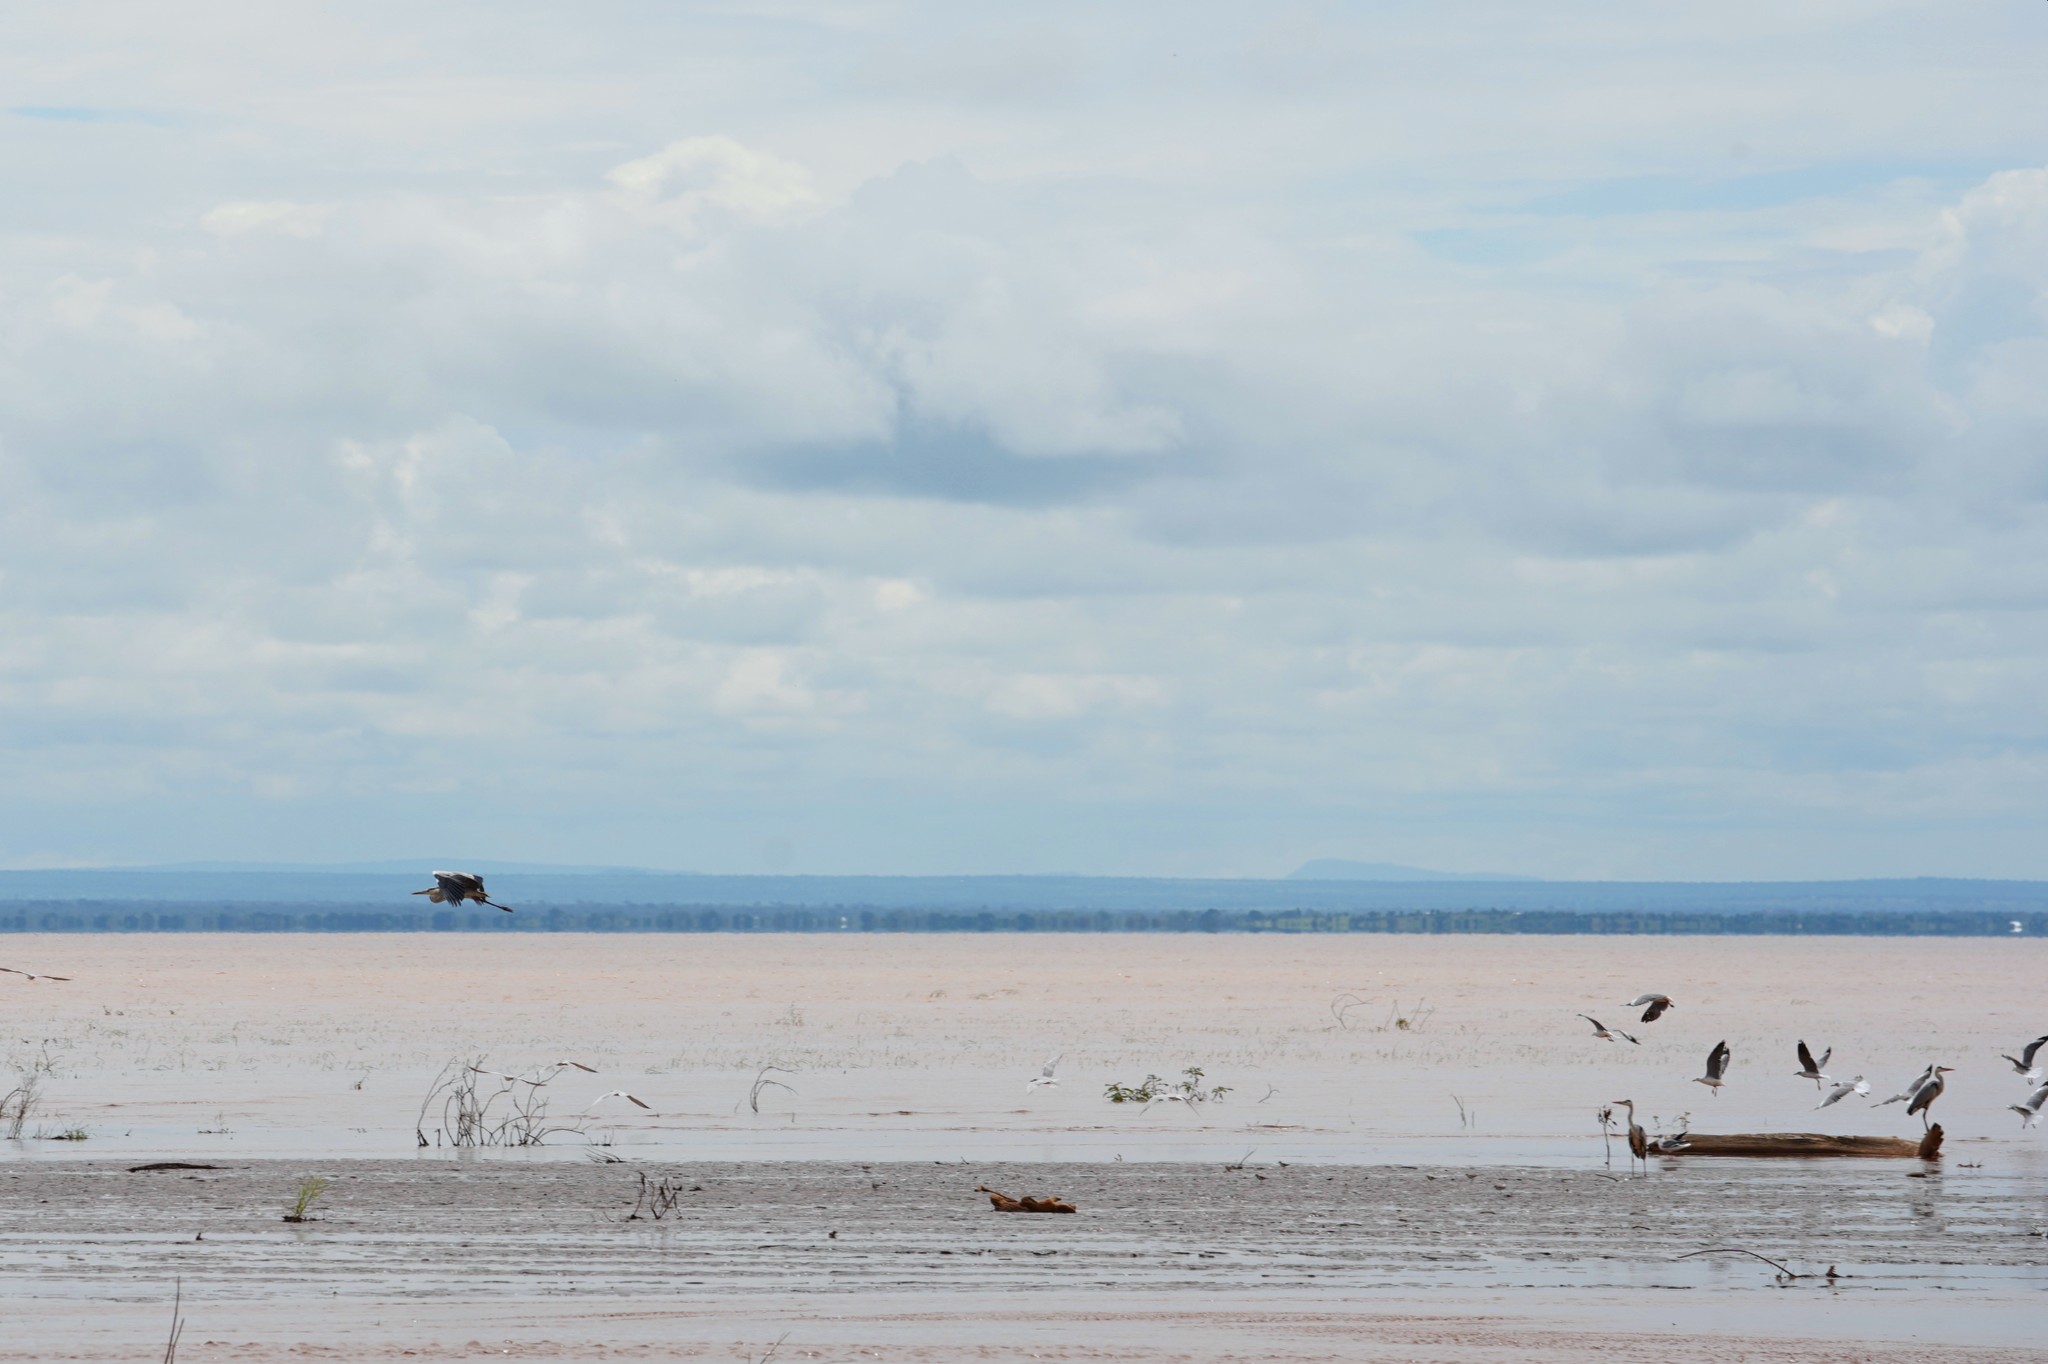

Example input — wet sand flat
[3,932,2046,1358]
[2,1156,2044,1361]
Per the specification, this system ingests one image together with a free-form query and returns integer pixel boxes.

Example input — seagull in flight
[412,870,512,912]
[1874,1064,1936,1107]
[1794,1041,1833,1088]
[584,1091,651,1114]
[1694,1040,1731,1094]
[1578,1014,1640,1044]
[1027,1054,1063,1091]
[0,966,71,982]
[2000,1035,2048,1084]
[1817,1076,1868,1109]
[2010,1082,2048,1130]
[1625,993,1675,1023]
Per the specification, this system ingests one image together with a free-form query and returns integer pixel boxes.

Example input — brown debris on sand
[1659,1125,1943,1159]
[974,1184,1076,1213]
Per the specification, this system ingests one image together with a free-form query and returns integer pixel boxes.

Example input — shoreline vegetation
[3,902,2044,935]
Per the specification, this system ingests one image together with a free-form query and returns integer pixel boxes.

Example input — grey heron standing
[412,870,513,912]
[1694,1040,1731,1094]
[1611,1098,1648,1172]
[1904,1066,1955,1130]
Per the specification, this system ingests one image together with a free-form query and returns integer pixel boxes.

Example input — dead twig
[622,1169,686,1221]
[749,1066,797,1115]
[1675,1246,1807,1278]
[161,1277,185,1364]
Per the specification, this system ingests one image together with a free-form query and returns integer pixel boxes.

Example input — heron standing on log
[1905,1066,1954,1130]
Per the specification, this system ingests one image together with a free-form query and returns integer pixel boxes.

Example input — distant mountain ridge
[1285,859,1532,883]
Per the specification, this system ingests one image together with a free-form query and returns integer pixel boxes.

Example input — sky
[3,2,2047,880]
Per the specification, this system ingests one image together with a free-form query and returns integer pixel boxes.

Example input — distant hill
[126,860,676,876]
[1286,859,1532,882]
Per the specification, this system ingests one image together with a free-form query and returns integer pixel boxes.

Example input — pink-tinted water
[2,933,2041,1163]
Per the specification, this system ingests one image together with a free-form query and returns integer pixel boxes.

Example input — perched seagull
[1651,1133,1693,1153]
[1694,1040,1732,1095]
[0,966,72,982]
[1578,1014,1640,1045]
[2009,1082,2048,1130]
[584,1091,650,1114]
[1875,1064,1937,1107]
[2000,1035,2048,1084]
[1626,993,1675,1023]
[1794,1041,1833,1088]
[1026,1054,1064,1092]
[412,870,512,912]
[1817,1076,1869,1109]
[1905,1067,1955,1130]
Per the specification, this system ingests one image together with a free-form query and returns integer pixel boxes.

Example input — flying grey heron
[1625,993,1675,1023]
[1904,1066,1954,1130]
[1027,1053,1063,1091]
[1611,1098,1648,1172]
[1578,1014,1640,1045]
[1875,1064,1936,1107]
[412,870,512,912]
[2000,1035,2048,1084]
[1817,1075,1868,1109]
[1694,1040,1731,1094]
[1794,1040,1833,1088]
[0,966,71,982]
[2010,1082,2048,1130]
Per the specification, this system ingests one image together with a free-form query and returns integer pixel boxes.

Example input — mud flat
[2,1156,2045,1361]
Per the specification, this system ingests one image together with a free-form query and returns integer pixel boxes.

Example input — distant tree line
[1,900,2042,936]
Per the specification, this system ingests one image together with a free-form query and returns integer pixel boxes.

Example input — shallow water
[3,933,2044,1361]
[2,933,2042,1166]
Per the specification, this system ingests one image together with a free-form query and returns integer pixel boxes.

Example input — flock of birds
[10,873,2048,1140]
[1579,990,2048,1134]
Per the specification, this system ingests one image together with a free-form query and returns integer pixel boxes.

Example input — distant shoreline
[3,901,2041,936]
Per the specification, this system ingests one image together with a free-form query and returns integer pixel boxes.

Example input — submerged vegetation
[1106,1067,1232,1106]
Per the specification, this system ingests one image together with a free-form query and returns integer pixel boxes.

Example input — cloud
[2,5,2047,877]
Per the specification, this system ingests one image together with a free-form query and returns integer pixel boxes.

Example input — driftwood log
[1660,1125,1942,1160]
[974,1184,1077,1213]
